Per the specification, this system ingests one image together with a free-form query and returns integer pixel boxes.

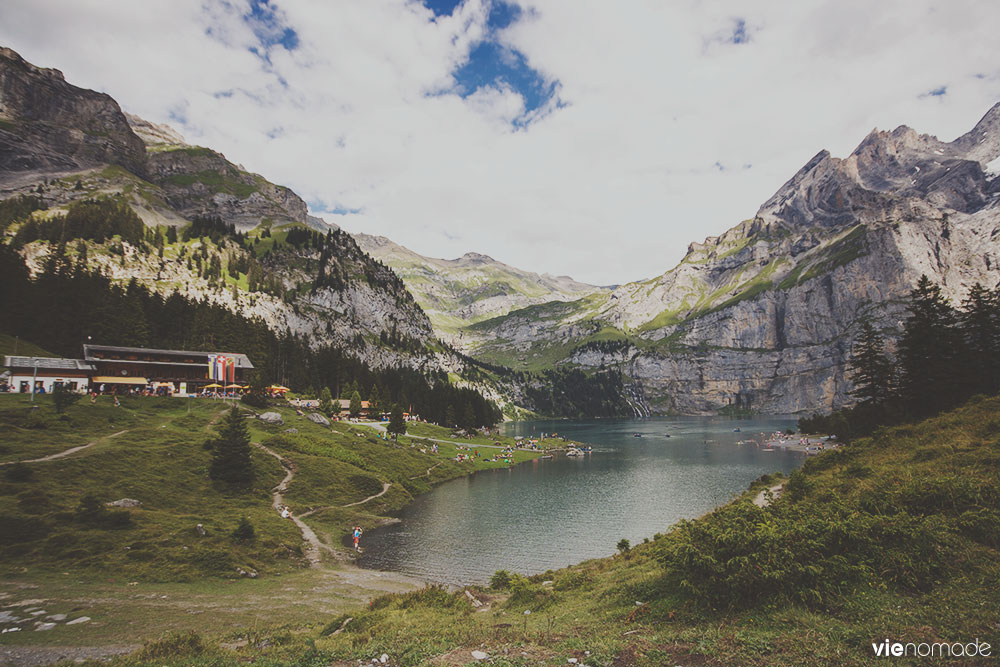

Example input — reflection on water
[357,416,800,585]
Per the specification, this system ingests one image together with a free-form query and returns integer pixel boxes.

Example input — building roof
[4,356,96,371]
[83,344,254,369]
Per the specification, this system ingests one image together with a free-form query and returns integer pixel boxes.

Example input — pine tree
[349,390,363,418]
[461,402,477,432]
[847,317,894,407]
[320,386,334,416]
[209,406,254,487]
[959,283,1000,396]
[898,275,963,419]
[388,403,406,437]
[444,404,456,428]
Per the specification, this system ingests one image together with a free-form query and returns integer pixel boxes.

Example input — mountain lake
[357,416,802,585]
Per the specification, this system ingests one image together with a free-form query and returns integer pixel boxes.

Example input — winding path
[342,482,392,507]
[410,461,443,480]
[0,406,228,468]
[252,442,339,567]
[0,430,129,466]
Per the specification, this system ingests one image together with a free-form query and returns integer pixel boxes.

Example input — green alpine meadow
[2,3,1000,664]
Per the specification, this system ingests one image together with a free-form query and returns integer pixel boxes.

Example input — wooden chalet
[83,344,254,394]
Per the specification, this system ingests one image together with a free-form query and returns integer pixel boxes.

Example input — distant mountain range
[353,232,605,342]
[3,44,998,415]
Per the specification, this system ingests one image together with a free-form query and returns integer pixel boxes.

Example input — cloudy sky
[2,0,999,285]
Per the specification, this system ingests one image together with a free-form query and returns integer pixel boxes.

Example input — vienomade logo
[871,638,992,659]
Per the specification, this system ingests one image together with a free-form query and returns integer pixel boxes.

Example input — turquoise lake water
[357,416,801,585]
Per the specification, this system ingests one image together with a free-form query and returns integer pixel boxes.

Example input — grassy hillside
[116,394,1000,666]
[0,394,560,583]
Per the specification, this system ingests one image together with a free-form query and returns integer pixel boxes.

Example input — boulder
[107,498,141,508]
[34,622,56,632]
[65,616,90,625]
[258,412,283,425]
[471,650,489,660]
[283,428,299,434]
[307,413,330,426]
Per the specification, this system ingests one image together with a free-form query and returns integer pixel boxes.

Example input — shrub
[74,494,131,528]
[231,516,256,542]
[52,385,80,413]
[241,391,270,409]
[490,569,513,590]
[617,538,631,553]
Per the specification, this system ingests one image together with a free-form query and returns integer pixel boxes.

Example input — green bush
[74,494,131,529]
[504,579,557,611]
[231,516,256,542]
[657,498,950,609]
[490,569,513,590]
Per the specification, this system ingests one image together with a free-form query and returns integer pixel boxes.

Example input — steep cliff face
[466,104,1000,414]
[0,47,147,179]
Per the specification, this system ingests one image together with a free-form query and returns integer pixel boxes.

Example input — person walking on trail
[353,526,363,551]
[281,506,291,519]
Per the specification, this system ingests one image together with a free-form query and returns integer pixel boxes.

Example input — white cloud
[2,0,999,285]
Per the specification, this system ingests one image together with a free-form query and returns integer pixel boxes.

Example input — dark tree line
[800,275,1000,439]
[0,244,503,428]
[12,197,144,247]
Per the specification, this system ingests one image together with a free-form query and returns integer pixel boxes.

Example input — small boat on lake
[633,433,643,438]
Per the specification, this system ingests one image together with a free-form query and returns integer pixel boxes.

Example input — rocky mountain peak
[0,46,147,179]
[0,47,64,83]
[953,101,1000,164]
[458,251,495,264]
[124,112,187,148]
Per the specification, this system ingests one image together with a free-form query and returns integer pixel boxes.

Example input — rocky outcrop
[145,146,308,230]
[0,47,146,178]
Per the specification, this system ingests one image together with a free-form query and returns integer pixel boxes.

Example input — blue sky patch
[309,200,362,216]
[731,18,749,44]
[244,0,299,55]
[452,41,557,118]
[422,0,464,18]
[425,1,560,126]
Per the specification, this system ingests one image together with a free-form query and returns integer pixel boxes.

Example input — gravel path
[0,430,129,466]
[253,442,341,567]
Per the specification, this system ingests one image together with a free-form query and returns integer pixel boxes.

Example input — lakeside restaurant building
[3,356,96,394]
[83,344,254,395]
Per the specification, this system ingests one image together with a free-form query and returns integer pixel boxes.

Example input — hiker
[113,395,121,407]
[352,526,363,551]
[281,506,291,519]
